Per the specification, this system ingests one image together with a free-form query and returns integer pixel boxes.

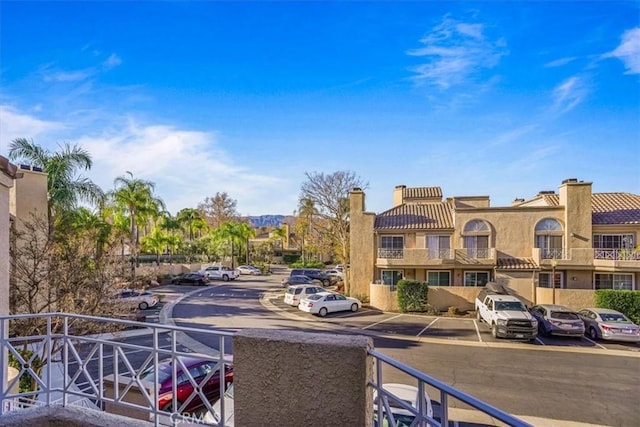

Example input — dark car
[290,269,333,287]
[281,275,317,288]
[529,304,585,337]
[172,273,208,286]
[139,356,233,413]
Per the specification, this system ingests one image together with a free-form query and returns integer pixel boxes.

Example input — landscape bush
[595,290,640,324]
[396,279,429,313]
[282,254,300,264]
[290,260,325,269]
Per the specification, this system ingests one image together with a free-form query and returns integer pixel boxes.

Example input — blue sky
[1,1,639,216]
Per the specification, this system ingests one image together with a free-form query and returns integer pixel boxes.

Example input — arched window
[462,220,490,258]
[535,218,563,259]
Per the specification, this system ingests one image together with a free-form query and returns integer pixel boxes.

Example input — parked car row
[283,284,362,317]
[475,283,639,343]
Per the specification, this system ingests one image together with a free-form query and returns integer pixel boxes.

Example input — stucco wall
[233,329,373,427]
[349,190,376,297]
[427,287,481,311]
[370,284,399,312]
[9,168,48,227]
[0,173,12,317]
[560,182,593,250]
[536,288,595,310]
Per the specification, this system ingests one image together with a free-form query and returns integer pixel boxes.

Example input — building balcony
[376,248,455,267]
[593,248,640,270]
[0,313,528,427]
[532,247,595,268]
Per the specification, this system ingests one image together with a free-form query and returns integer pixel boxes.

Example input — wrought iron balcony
[540,248,570,260]
[593,248,640,261]
[0,313,530,427]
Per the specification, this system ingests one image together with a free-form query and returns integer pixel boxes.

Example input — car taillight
[600,324,612,331]
[308,303,313,307]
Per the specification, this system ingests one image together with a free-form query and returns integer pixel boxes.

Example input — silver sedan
[529,304,585,337]
[578,308,640,343]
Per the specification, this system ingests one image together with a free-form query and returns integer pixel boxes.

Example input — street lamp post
[550,258,558,304]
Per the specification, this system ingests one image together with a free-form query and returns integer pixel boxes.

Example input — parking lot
[266,292,640,353]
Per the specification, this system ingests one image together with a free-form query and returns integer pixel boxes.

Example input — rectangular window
[464,236,489,258]
[381,270,403,289]
[380,236,404,249]
[464,271,490,287]
[427,271,450,286]
[427,235,450,259]
[594,273,634,290]
[593,234,634,249]
[539,272,563,289]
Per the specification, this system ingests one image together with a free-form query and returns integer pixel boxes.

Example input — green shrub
[396,280,429,313]
[8,349,41,393]
[290,260,325,269]
[354,293,370,305]
[282,254,300,264]
[447,306,462,316]
[595,290,640,324]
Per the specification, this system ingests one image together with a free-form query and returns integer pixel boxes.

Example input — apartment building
[349,179,640,310]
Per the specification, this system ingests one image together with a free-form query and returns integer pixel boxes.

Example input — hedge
[397,279,429,313]
[595,290,640,324]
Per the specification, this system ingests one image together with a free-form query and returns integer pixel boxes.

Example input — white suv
[199,265,239,282]
[283,284,325,306]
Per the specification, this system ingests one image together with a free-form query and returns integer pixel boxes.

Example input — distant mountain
[246,215,286,228]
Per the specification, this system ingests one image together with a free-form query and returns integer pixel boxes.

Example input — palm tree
[8,138,104,235]
[212,221,255,269]
[141,228,167,265]
[176,208,206,241]
[110,171,165,276]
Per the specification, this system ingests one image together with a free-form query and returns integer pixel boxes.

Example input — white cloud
[42,69,93,83]
[544,57,577,68]
[0,105,66,148]
[77,119,289,215]
[551,76,587,113]
[407,16,508,89]
[605,27,640,74]
[103,53,122,70]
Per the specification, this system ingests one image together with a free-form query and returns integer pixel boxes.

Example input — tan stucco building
[350,179,640,312]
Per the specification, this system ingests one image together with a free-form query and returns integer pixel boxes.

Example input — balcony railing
[593,248,640,261]
[540,248,570,260]
[377,248,454,260]
[377,248,404,259]
[464,248,491,259]
[1,313,530,427]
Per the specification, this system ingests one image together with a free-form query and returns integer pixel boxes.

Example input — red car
[139,356,233,412]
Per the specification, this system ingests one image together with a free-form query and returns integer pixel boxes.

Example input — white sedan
[236,265,262,275]
[113,290,158,310]
[298,292,361,317]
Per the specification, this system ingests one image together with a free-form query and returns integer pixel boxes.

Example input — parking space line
[416,318,440,337]
[473,320,482,342]
[362,314,404,330]
[582,336,607,350]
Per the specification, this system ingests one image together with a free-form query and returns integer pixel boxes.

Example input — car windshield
[600,313,631,323]
[550,311,579,320]
[495,301,525,311]
[139,361,175,383]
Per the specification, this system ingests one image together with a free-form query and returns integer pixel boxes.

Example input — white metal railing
[1,313,531,427]
[370,350,531,427]
[464,248,492,259]
[593,248,640,261]
[378,248,404,259]
[540,248,569,259]
[0,313,233,426]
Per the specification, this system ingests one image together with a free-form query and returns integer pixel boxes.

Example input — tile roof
[374,203,453,230]
[496,257,539,270]
[525,192,640,225]
[403,187,442,200]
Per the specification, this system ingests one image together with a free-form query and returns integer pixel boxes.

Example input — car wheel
[350,303,358,312]
[319,307,328,317]
[588,327,598,340]
[139,302,149,310]
[222,274,229,282]
[491,323,498,339]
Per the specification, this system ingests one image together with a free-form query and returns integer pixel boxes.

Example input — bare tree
[198,192,239,229]
[9,214,134,391]
[299,171,368,295]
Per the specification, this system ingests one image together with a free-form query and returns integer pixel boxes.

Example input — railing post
[0,317,6,415]
[440,391,448,427]
[46,315,52,407]
[63,316,68,407]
